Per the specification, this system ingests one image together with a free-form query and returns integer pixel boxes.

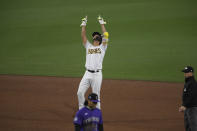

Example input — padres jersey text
[85,41,107,70]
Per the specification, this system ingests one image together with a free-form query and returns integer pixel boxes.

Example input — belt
[87,69,101,73]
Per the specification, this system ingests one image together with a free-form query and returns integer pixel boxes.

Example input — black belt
[87,69,101,73]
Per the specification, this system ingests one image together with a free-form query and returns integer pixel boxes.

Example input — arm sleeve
[73,111,83,126]
[98,110,104,131]
[99,111,103,124]
[74,124,81,131]
[98,124,104,131]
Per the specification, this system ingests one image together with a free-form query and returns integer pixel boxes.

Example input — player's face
[93,35,100,46]
[88,100,97,108]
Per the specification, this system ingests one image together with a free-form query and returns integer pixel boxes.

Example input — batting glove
[80,16,87,27]
[98,15,106,25]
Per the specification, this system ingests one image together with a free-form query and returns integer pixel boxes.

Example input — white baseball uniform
[77,40,107,109]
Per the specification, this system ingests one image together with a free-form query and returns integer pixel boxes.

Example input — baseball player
[77,16,109,109]
[74,93,104,131]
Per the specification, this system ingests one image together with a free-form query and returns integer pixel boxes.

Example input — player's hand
[98,15,106,25]
[179,106,186,112]
[80,16,88,27]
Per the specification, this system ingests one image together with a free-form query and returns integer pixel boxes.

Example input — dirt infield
[0,75,184,131]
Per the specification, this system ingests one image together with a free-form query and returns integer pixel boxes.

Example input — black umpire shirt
[182,76,197,108]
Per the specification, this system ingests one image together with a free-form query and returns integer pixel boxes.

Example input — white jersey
[84,40,107,70]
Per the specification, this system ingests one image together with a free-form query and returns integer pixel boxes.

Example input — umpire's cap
[182,66,194,73]
[88,93,99,102]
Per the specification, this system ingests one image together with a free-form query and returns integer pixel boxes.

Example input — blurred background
[0,0,197,82]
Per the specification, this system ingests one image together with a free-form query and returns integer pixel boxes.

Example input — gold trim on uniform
[88,48,101,54]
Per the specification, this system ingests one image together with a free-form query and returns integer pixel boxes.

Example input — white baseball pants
[77,70,102,109]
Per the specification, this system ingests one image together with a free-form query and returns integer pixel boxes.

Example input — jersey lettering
[74,107,103,131]
[85,41,107,70]
[83,116,100,124]
[88,48,101,54]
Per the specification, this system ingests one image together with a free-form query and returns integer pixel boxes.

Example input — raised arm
[81,26,87,45]
[98,16,109,45]
[80,16,88,45]
[101,24,107,33]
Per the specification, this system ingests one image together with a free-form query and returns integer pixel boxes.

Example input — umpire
[179,66,197,131]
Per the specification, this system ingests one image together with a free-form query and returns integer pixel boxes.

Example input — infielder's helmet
[88,93,100,103]
[92,32,102,45]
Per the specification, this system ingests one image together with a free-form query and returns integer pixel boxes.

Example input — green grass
[0,0,197,82]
